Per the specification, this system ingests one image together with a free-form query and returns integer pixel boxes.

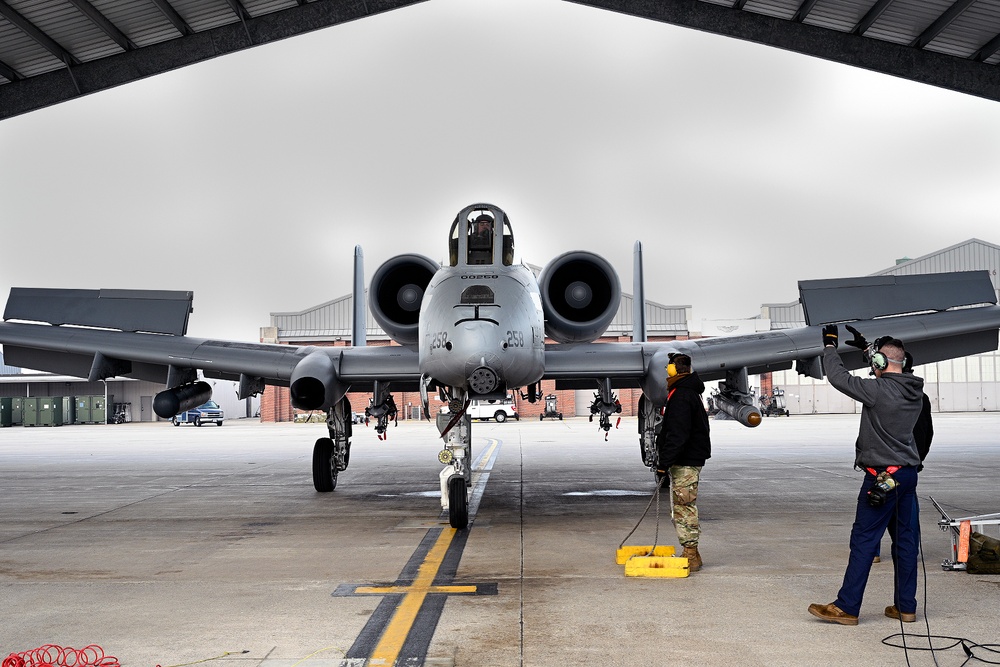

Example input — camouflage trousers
[669,465,702,547]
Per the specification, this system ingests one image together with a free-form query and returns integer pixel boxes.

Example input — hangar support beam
[568,0,1000,103]
[0,0,426,121]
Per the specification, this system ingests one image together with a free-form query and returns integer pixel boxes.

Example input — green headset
[869,336,905,371]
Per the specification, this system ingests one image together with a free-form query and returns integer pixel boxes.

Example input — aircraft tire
[448,474,468,529]
[172,418,179,426]
[313,437,338,492]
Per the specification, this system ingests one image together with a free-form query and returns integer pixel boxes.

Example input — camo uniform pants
[670,465,702,547]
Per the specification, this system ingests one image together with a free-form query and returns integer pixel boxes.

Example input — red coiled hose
[2,645,119,667]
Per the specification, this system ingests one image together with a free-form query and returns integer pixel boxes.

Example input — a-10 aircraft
[2,203,1000,529]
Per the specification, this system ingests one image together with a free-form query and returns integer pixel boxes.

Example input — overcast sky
[2,0,999,342]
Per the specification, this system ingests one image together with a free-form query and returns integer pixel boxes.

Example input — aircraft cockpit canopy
[449,205,514,267]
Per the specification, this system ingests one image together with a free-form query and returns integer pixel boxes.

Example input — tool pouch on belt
[967,531,1000,574]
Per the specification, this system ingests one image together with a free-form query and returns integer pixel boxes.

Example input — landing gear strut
[312,397,352,492]
[638,394,663,468]
[436,388,472,529]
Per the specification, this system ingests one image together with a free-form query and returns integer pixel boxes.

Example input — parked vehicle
[467,396,519,423]
[171,400,225,426]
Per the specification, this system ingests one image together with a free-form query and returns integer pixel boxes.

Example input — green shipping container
[61,396,76,425]
[37,397,63,427]
[92,396,107,424]
[74,395,106,424]
[11,397,23,425]
[22,397,40,426]
[0,397,11,427]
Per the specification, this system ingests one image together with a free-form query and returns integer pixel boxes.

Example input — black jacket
[654,372,711,468]
[915,393,933,468]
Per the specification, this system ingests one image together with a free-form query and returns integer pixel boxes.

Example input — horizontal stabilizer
[3,287,193,335]
[798,271,997,326]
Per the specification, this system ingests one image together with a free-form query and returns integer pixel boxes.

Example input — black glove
[844,325,868,350]
[822,324,839,348]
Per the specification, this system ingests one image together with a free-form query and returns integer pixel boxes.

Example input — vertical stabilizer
[632,241,647,343]
[353,246,366,347]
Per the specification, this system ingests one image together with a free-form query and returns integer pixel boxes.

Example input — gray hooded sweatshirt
[823,347,924,469]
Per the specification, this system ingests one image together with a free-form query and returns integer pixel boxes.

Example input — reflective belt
[866,465,900,476]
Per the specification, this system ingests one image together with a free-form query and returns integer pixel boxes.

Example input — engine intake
[289,349,347,411]
[538,251,621,344]
[369,254,439,346]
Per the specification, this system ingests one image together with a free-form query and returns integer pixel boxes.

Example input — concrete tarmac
[1,413,998,666]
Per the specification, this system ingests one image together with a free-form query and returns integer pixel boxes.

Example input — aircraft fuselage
[419,263,545,397]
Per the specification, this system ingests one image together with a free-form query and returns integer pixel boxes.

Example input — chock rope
[618,476,666,555]
[2,645,119,667]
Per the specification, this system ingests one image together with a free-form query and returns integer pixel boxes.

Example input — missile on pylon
[713,394,762,428]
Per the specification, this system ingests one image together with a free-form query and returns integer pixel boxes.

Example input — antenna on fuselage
[353,245,366,347]
[632,240,647,343]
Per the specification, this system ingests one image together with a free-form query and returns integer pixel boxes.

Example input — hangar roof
[1,0,998,121]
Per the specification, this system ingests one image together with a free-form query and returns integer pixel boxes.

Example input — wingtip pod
[289,349,347,411]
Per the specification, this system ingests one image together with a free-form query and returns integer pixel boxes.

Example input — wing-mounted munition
[3,205,1000,532]
[711,368,762,428]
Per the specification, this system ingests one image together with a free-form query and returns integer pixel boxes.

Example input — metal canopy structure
[0,0,998,121]
[570,0,1000,101]
[0,0,426,120]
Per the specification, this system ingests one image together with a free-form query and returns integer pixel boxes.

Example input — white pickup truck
[466,396,519,422]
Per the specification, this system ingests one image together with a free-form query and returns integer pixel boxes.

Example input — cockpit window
[467,212,495,265]
[501,218,514,266]
[447,206,514,267]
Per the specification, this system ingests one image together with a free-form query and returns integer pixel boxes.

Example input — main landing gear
[313,397,352,492]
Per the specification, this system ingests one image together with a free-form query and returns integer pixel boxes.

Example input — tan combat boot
[682,545,702,572]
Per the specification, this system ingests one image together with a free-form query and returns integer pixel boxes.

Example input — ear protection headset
[869,336,905,371]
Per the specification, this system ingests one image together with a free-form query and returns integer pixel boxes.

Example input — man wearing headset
[654,353,711,572]
[808,326,924,626]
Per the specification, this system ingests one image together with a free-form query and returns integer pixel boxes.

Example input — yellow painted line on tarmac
[368,526,457,665]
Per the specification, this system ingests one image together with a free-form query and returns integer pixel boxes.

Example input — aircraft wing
[0,288,419,399]
[543,271,1000,409]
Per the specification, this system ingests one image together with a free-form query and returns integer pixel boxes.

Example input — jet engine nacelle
[289,349,347,411]
[153,381,212,418]
[369,253,440,346]
[538,251,621,344]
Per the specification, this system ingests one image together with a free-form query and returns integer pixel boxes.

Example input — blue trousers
[835,466,919,617]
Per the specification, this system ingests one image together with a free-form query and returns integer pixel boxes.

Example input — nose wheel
[447,474,468,529]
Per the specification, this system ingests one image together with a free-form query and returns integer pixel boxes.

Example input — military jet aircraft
[2,202,1000,529]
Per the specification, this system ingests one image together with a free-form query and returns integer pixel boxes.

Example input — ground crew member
[809,326,924,625]
[654,353,711,572]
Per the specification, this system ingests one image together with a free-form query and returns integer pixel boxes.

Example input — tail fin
[632,241,647,343]
[353,246,366,347]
